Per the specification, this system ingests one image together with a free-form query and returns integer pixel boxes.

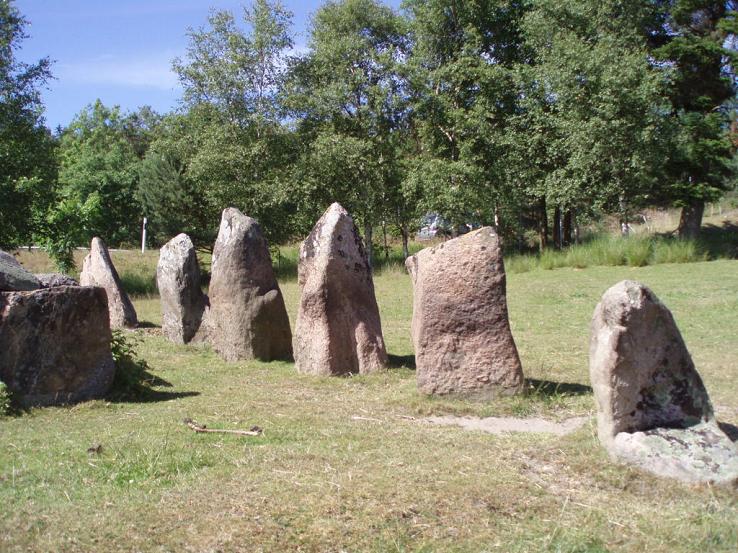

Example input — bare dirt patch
[423,415,589,435]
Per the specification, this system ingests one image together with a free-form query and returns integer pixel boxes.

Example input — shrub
[109,330,156,400]
[0,381,12,417]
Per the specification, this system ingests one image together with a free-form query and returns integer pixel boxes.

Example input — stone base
[611,422,738,485]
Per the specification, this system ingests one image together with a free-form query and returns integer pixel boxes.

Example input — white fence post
[141,217,147,253]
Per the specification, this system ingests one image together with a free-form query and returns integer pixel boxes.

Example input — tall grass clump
[506,254,537,274]
[120,271,157,296]
[623,235,653,267]
[652,238,706,264]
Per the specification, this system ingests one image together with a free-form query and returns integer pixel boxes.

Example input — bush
[109,330,156,400]
[0,381,12,417]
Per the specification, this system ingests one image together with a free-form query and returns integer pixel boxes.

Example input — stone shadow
[387,353,416,369]
[718,422,738,443]
[526,378,592,397]
[107,389,200,404]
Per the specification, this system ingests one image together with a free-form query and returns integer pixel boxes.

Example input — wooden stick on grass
[183,418,262,436]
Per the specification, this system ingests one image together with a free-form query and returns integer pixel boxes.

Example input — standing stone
[293,203,387,375]
[208,208,292,362]
[590,280,738,484]
[0,250,41,291]
[157,233,208,344]
[405,228,524,398]
[0,286,115,406]
[80,237,138,329]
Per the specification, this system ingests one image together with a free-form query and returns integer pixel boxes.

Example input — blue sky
[15,0,402,130]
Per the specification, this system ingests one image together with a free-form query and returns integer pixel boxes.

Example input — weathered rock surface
[157,233,208,344]
[0,286,115,406]
[0,250,41,291]
[80,237,138,329]
[405,228,524,398]
[293,203,387,375]
[36,273,79,288]
[590,280,738,484]
[208,208,292,361]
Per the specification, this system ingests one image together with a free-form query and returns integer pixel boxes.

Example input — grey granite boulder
[157,233,208,344]
[0,250,41,291]
[293,203,387,375]
[590,280,738,484]
[0,286,115,406]
[406,228,524,398]
[80,237,138,329]
[208,208,292,362]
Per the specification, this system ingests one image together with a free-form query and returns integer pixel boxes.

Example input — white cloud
[57,53,181,90]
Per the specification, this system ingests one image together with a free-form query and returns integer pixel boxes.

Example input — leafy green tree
[287,0,409,266]
[0,0,56,249]
[170,0,297,245]
[54,100,145,246]
[511,0,669,247]
[655,0,736,238]
[402,0,529,236]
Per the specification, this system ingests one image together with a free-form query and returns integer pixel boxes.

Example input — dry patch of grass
[1,252,737,552]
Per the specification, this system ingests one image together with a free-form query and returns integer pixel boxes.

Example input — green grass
[2,248,737,552]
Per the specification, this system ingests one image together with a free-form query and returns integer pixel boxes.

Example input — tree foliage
[0,0,55,249]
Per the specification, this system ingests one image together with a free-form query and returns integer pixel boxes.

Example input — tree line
[1,0,736,270]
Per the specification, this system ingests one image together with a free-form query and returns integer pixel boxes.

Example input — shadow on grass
[388,354,416,369]
[136,320,160,329]
[525,378,592,396]
[699,221,738,259]
[108,389,200,404]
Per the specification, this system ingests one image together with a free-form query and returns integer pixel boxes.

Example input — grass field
[1,250,737,552]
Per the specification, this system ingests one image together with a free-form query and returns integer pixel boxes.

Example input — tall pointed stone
[405,227,524,398]
[208,208,292,362]
[293,203,387,375]
[157,233,208,344]
[590,280,738,484]
[80,237,138,329]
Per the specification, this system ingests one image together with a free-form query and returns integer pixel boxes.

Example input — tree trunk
[563,209,573,246]
[553,206,562,249]
[364,222,374,270]
[538,197,548,252]
[677,199,705,239]
[400,224,410,259]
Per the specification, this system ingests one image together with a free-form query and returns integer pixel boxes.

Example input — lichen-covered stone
[0,250,41,291]
[0,286,115,406]
[80,237,138,329]
[293,203,387,375]
[36,273,79,288]
[157,233,208,344]
[208,208,292,362]
[590,280,738,484]
[405,228,524,398]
